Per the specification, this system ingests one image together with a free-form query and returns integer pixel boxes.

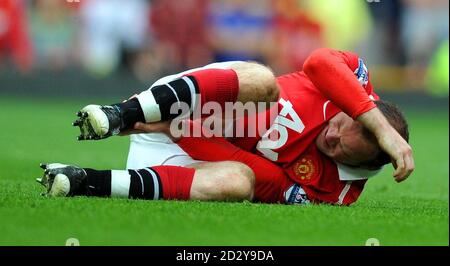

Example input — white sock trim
[181,76,198,113]
[136,90,162,123]
[111,170,131,198]
[133,170,145,197]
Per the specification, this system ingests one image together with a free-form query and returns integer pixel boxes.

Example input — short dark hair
[361,100,410,169]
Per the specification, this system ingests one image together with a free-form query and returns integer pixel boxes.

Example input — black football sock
[111,98,146,130]
[146,77,197,121]
[136,69,239,123]
[81,168,164,199]
[83,168,112,197]
[127,168,164,200]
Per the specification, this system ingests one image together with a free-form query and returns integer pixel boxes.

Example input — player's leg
[73,61,278,140]
[37,161,254,202]
[73,62,239,140]
[188,161,254,201]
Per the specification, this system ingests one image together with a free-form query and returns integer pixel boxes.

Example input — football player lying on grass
[37,48,414,205]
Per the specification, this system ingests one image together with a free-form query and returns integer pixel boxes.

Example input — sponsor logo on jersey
[284,184,310,204]
[354,58,369,87]
[293,155,315,180]
[256,98,305,161]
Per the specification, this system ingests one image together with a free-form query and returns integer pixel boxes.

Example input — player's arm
[176,133,289,203]
[303,48,414,181]
[303,48,376,119]
[132,119,288,202]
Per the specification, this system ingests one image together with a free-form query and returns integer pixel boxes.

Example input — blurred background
[0,0,448,101]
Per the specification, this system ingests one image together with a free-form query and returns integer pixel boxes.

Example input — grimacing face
[316,112,379,167]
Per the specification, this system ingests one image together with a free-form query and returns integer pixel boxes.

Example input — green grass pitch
[0,97,448,246]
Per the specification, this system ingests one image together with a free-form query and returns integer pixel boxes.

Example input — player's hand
[117,123,148,136]
[118,121,171,135]
[133,121,172,135]
[121,120,183,142]
[376,127,415,182]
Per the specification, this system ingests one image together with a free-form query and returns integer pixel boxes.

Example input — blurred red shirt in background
[0,0,33,72]
[150,0,211,69]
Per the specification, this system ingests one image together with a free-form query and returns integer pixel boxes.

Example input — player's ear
[359,156,385,171]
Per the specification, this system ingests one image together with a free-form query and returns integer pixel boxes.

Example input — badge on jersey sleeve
[284,184,310,205]
[354,58,369,87]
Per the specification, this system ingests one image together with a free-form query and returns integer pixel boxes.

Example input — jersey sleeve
[303,48,379,119]
[339,50,379,100]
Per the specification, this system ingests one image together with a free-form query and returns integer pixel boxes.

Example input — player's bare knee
[232,62,279,103]
[252,63,279,103]
[253,63,278,102]
[190,161,254,201]
[222,162,255,201]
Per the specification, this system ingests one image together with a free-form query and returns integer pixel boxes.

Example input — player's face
[316,112,379,167]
